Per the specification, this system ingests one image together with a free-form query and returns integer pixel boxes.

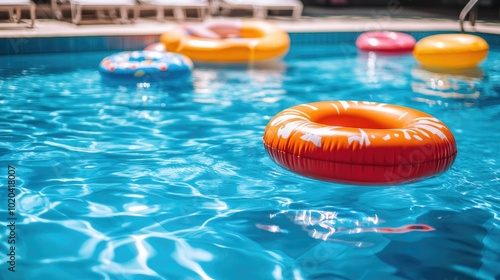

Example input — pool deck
[1,5,500,39]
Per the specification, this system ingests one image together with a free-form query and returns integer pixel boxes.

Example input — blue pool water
[1,35,500,279]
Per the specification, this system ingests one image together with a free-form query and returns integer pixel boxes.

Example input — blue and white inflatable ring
[99,51,193,81]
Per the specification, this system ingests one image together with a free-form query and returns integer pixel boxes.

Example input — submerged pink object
[356,31,416,53]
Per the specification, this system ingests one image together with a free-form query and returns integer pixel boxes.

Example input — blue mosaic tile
[0,31,499,55]
[0,35,161,55]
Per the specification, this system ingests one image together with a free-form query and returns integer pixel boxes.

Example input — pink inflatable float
[356,31,416,54]
[144,42,166,52]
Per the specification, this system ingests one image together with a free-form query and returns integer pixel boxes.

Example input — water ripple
[0,48,499,280]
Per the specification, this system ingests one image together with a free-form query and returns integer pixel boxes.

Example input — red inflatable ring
[356,31,416,53]
[263,101,457,185]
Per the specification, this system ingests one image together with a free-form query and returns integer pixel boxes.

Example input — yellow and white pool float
[413,34,488,69]
[160,20,290,63]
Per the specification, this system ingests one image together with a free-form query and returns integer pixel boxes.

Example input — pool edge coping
[1,17,500,39]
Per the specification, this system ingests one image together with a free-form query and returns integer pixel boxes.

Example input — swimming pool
[1,32,499,279]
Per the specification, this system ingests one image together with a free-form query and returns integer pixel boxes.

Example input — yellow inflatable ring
[413,34,488,69]
[160,20,290,63]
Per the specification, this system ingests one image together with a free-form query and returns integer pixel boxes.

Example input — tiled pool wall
[1,31,499,55]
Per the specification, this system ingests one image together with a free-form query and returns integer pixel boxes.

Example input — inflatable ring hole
[314,114,404,129]
[208,26,241,39]
[368,34,397,44]
[134,70,145,77]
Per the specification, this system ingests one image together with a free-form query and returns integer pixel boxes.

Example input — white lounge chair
[51,0,138,25]
[138,0,210,21]
[0,0,36,28]
[218,0,302,20]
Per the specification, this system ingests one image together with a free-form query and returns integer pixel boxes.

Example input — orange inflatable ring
[160,20,290,63]
[263,101,457,185]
